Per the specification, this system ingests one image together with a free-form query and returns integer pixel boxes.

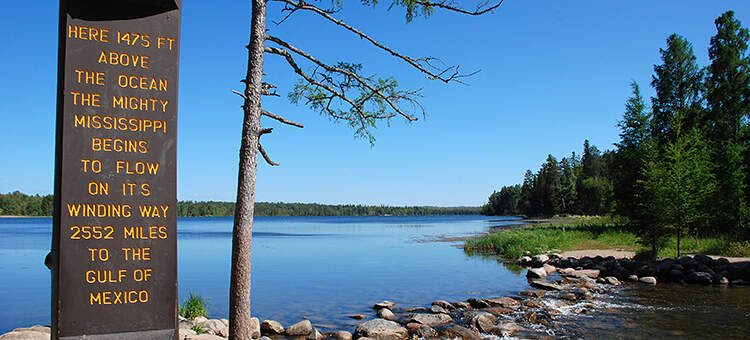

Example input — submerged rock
[354,319,408,340]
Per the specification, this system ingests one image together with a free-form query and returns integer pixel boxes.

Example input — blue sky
[1,1,749,206]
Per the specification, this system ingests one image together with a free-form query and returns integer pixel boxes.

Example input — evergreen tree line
[481,140,614,217]
[483,11,750,256]
[0,191,479,217]
[179,201,479,216]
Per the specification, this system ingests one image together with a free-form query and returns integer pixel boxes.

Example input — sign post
[51,1,181,339]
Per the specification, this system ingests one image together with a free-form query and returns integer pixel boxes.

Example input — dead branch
[266,35,420,121]
[262,109,304,128]
[258,143,279,166]
[268,0,479,84]
[233,90,304,128]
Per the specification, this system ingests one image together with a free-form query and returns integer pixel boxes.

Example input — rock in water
[377,308,397,321]
[260,320,285,335]
[470,312,498,332]
[605,276,622,285]
[439,325,482,340]
[413,326,437,338]
[432,300,456,311]
[373,301,396,310]
[430,304,448,314]
[687,271,713,284]
[484,307,514,315]
[485,297,519,308]
[496,322,521,336]
[354,319,408,340]
[286,320,313,336]
[529,280,564,291]
[348,314,367,320]
[334,330,353,340]
[467,298,490,308]
[410,313,453,326]
[453,301,471,309]
[639,276,657,285]
[307,328,323,340]
[526,267,547,279]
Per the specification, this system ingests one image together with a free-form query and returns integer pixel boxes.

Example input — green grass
[179,293,207,320]
[656,237,750,258]
[191,325,207,335]
[465,217,636,259]
[465,216,750,259]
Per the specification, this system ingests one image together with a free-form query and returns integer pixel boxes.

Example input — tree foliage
[482,11,750,256]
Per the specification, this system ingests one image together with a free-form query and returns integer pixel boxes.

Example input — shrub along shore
[464,216,750,259]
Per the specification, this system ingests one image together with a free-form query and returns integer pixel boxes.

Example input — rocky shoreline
[3,253,749,340]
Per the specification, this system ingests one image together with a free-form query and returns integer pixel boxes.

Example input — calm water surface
[1,215,748,338]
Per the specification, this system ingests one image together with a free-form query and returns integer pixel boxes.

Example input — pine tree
[704,10,750,233]
[613,82,653,228]
[650,34,703,149]
[643,125,716,257]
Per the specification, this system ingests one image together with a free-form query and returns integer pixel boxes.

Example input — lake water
[1,215,748,338]
[0,215,529,333]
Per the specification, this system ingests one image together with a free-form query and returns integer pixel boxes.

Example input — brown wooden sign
[51,1,181,339]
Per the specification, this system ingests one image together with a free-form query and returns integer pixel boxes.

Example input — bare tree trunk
[229,0,266,339]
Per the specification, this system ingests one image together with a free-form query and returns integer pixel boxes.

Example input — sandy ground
[558,249,750,263]
[558,249,636,259]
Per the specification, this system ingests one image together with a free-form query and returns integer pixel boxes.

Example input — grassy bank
[464,216,750,259]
